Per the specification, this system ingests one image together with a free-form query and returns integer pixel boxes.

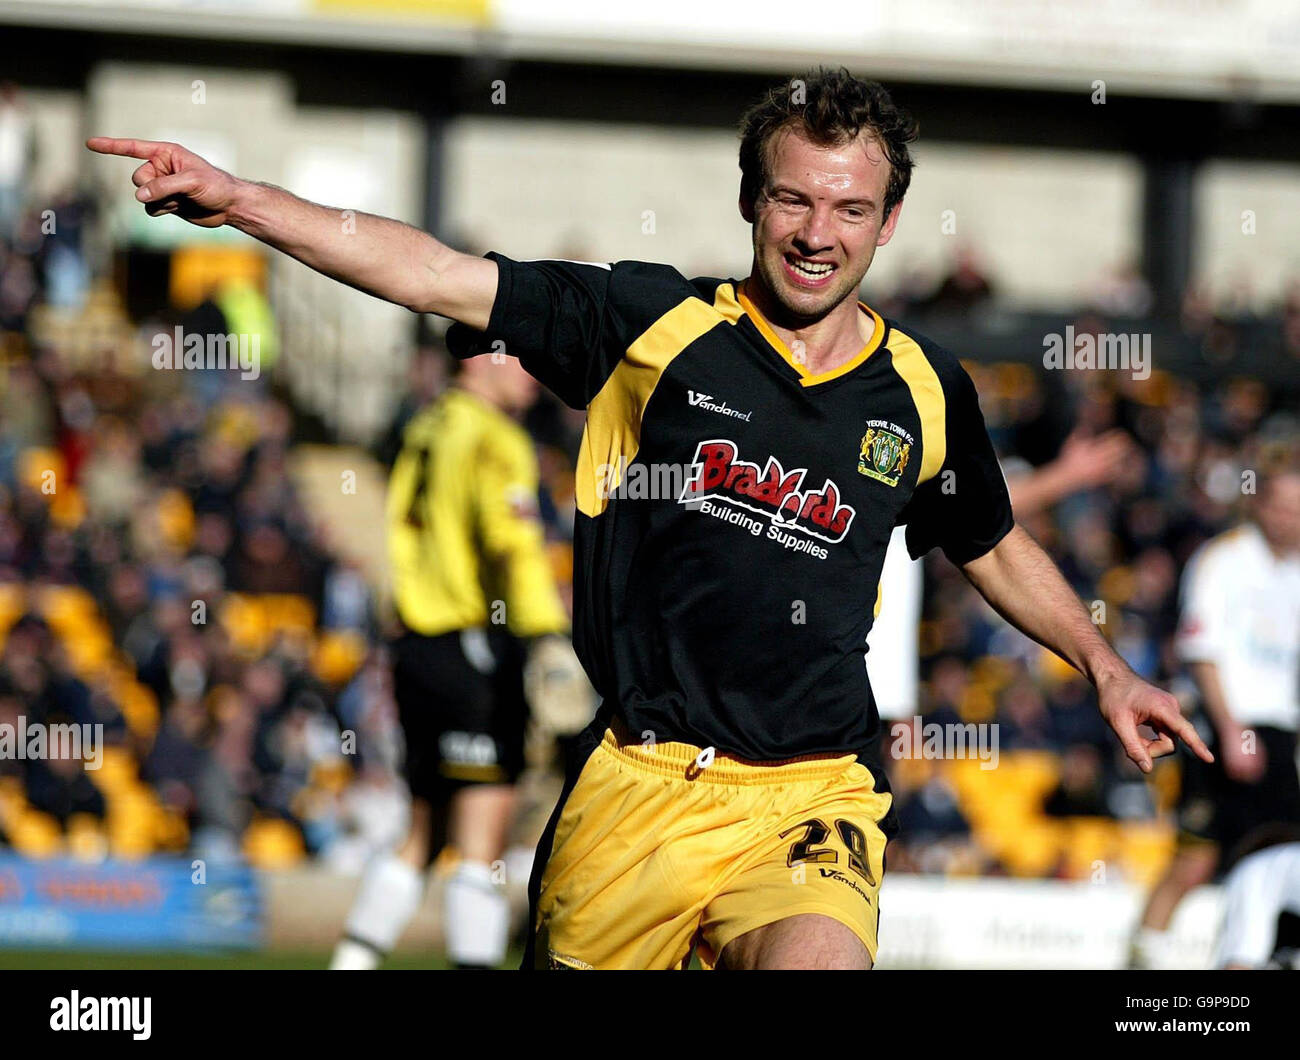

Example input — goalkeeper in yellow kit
[331,351,591,969]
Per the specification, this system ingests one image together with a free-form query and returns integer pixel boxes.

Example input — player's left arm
[960,524,1213,772]
[473,433,569,639]
[474,432,595,734]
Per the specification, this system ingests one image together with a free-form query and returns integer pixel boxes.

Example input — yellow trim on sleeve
[575,287,738,518]
[885,330,947,485]
[712,280,748,326]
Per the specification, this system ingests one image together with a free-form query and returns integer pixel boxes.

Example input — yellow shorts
[529,723,893,969]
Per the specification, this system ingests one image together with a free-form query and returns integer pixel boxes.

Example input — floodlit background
[0,0,1298,968]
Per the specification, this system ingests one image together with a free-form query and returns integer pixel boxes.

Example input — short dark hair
[738,67,918,221]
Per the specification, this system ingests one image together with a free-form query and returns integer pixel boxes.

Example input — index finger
[1159,710,1214,764]
[86,137,167,160]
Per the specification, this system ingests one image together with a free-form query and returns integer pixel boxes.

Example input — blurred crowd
[2,97,1299,882]
[0,186,407,871]
[886,306,1300,881]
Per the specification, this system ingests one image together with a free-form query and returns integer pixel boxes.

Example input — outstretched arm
[86,137,497,326]
[961,524,1213,772]
[1005,428,1133,517]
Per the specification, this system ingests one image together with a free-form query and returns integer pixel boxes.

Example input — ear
[876,201,902,248]
[739,187,755,225]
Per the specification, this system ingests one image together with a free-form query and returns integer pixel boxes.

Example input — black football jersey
[447,254,1013,771]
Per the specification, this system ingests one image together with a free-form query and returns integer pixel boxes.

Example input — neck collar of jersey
[736,280,886,388]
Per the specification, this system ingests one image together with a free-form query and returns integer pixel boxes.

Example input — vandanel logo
[857,420,913,487]
[687,390,753,422]
[679,438,856,543]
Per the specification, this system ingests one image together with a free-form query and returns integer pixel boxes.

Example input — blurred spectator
[1043,745,1111,818]
[917,244,993,314]
[373,344,448,468]
[1091,262,1153,318]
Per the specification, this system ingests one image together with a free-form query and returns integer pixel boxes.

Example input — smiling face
[743,126,902,322]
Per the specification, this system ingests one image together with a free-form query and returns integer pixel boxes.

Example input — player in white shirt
[1131,470,1300,969]
[1216,832,1300,969]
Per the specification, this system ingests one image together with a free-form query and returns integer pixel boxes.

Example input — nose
[792,203,835,255]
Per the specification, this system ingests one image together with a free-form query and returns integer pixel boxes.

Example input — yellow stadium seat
[308,758,354,796]
[994,361,1037,401]
[66,813,110,862]
[107,786,162,859]
[49,485,87,530]
[959,684,997,723]
[242,818,306,869]
[96,657,136,690]
[888,753,936,791]
[10,809,63,858]
[999,751,1062,800]
[169,245,267,311]
[970,655,1015,693]
[57,625,114,672]
[1126,369,1173,407]
[154,489,196,550]
[108,822,155,860]
[35,585,98,634]
[89,745,138,795]
[0,584,25,642]
[1119,822,1176,887]
[107,783,158,819]
[220,594,270,655]
[1037,648,1080,684]
[260,594,317,637]
[18,447,65,495]
[0,775,27,825]
[313,629,367,686]
[1060,818,1123,880]
[115,680,160,740]
[1097,566,1135,610]
[982,818,1065,877]
[946,751,1074,877]
[942,756,986,793]
[154,807,190,852]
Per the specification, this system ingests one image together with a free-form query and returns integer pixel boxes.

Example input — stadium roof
[5,0,1300,106]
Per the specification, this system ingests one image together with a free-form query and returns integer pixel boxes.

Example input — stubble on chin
[762,259,859,323]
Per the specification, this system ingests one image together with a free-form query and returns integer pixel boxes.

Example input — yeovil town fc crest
[857,420,913,487]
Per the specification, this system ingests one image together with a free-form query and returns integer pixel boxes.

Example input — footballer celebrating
[91,67,1211,970]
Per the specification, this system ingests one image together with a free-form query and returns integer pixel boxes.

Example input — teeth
[789,258,834,278]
